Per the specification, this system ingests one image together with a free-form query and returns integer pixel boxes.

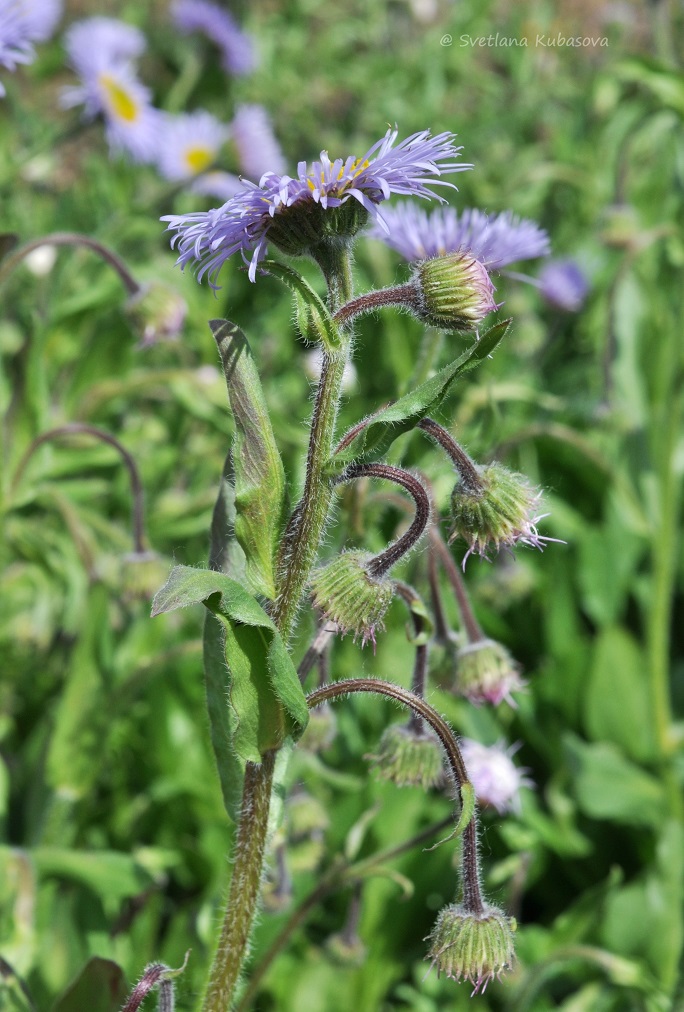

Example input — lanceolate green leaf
[210,320,286,600]
[152,566,309,763]
[260,260,342,351]
[328,318,511,472]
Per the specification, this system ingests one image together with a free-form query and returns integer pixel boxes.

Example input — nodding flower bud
[412,253,497,331]
[310,550,395,647]
[125,281,188,347]
[367,723,445,790]
[448,461,553,565]
[426,903,516,994]
[454,638,524,706]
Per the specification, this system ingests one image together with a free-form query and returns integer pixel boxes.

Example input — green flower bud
[310,550,395,647]
[455,638,524,706]
[426,903,516,994]
[367,723,444,789]
[286,791,329,874]
[448,461,552,564]
[412,253,497,331]
[125,282,187,347]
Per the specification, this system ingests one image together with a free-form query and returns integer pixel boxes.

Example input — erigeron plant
[142,127,554,1009]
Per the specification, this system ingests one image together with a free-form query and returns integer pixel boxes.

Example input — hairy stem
[417,417,483,493]
[307,678,484,916]
[203,249,354,1011]
[234,814,453,1011]
[338,463,431,578]
[202,752,276,1012]
[333,283,416,328]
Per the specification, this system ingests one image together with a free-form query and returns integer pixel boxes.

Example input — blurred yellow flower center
[185,146,214,174]
[99,74,139,122]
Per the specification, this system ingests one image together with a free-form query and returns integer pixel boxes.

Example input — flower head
[426,903,516,994]
[171,0,256,75]
[62,16,145,79]
[162,128,469,284]
[448,461,557,566]
[231,103,286,181]
[155,110,230,181]
[369,203,549,268]
[460,738,532,813]
[367,723,444,789]
[310,550,395,648]
[538,257,588,311]
[454,638,524,706]
[1,0,62,96]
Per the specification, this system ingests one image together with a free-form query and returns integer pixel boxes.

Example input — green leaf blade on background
[328,318,511,472]
[50,957,127,1012]
[210,320,287,600]
[152,566,309,763]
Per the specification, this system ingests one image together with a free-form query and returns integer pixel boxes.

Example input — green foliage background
[1,0,683,1009]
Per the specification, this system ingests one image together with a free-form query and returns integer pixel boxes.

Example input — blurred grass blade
[50,958,127,1012]
[210,320,287,600]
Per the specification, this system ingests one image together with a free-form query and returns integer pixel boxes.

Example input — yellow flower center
[184,146,214,174]
[99,74,140,123]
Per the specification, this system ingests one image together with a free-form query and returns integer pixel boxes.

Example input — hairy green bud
[310,550,395,647]
[426,903,516,994]
[412,253,497,331]
[448,461,552,564]
[125,281,187,347]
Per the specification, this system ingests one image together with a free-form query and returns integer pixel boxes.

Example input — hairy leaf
[210,320,286,600]
[153,566,309,762]
[328,318,511,472]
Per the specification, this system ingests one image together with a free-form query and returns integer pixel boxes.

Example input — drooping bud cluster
[448,461,551,564]
[454,638,524,706]
[310,550,395,647]
[367,723,444,789]
[426,903,516,994]
[412,252,497,331]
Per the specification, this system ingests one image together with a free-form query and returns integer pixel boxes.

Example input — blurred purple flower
[368,203,549,268]
[538,258,589,311]
[162,127,470,284]
[155,110,230,181]
[231,103,286,181]
[0,0,62,95]
[460,739,532,815]
[190,169,243,201]
[171,0,256,75]
[62,16,145,78]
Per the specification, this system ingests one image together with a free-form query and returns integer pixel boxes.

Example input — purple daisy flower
[537,257,589,311]
[162,127,470,284]
[155,110,230,181]
[171,0,256,75]
[0,0,62,96]
[368,203,549,268]
[460,739,532,815]
[230,103,286,181]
